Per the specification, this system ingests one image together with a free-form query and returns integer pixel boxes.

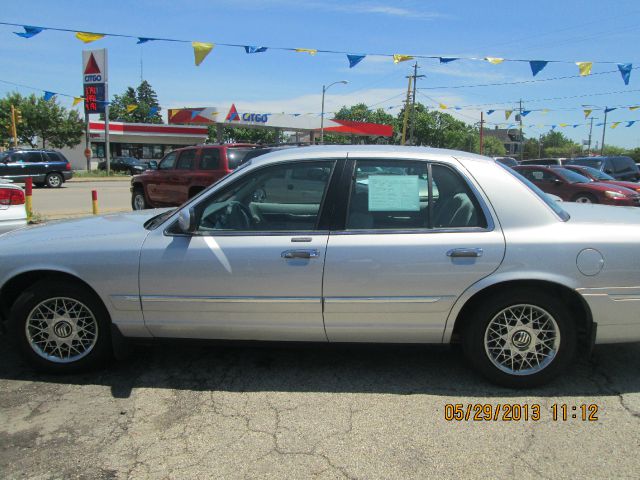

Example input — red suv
[514,165,640,206]
[131,144,256,209]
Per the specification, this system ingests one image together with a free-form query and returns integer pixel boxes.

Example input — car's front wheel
[572,193,597,204]
[9,281,112,372]
[131,187,148,210]
[462,289,576,388]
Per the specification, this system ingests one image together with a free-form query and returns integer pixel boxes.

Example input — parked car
[3,146,640,388]
[519,158,566,166]
[130,143,257,210]
[0,149,73,187]
[98,156,148,175]
[493,156,518,167]
[566,156,640,182]
[0,179,27,234]
[563,165,640,193]
[513,165,640,206]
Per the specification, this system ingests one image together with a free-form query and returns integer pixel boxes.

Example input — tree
[475,136,506,156]
[107,81,163,124]
[324,103,397,144]
[537,130,581,158]
[209,126,278,144]
[0,92,84,148]
[601,145,627,156]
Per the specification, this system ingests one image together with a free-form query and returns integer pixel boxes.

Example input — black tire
[45,172,64,188]
[572,193,597,204]
[9,281,112,373]
[131,187,148,210]
[462,289,576,388]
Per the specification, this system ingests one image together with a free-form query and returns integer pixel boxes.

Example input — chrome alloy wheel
[25,297,99,363]
[133,193,145,210]
[484,304,560,376]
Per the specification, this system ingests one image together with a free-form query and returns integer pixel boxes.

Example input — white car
[0,179,27,235]
[1,146,640,388]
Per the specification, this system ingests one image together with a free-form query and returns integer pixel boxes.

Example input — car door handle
[446,248,483,258]
[281,249,319,259]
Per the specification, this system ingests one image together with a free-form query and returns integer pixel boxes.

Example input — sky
[1,0,640,148]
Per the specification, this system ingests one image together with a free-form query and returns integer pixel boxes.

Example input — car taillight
[0,188,25,206]
[65,162,71,171]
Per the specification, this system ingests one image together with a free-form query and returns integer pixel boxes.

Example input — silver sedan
[1,146,639,388]
[0,179,27,235]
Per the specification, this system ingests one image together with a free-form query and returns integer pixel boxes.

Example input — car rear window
[567,158,602,169]
[45,152,65,162]
[226,147,256,169]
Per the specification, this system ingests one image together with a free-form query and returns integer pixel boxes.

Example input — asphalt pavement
[1,336,639,479]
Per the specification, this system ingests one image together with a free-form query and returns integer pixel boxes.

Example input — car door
[322,157,505,343]
[146,151,178,205]
[138,158,341,341]
[2,152,35,181]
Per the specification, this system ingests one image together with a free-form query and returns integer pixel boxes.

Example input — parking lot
[1,334,640,478]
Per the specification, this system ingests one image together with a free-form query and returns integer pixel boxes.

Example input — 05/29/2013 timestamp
[444,403,599,422]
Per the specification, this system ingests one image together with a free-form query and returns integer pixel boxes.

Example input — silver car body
[0,180,27,235]
[1,146,639,345]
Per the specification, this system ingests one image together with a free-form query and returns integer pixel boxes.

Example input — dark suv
[0,149,73,188]
[566,156,640,182]
[131,143,256,209]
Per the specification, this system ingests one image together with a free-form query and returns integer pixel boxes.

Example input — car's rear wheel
[131,187,148,210]
[572,193,597,204]
[45,172,63,188]
[9,281,112,372]
[462,289,576,388]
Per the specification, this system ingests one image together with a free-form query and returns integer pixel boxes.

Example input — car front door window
[158,152,177,170]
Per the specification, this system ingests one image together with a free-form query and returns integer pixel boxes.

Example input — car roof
[247,145,492,168]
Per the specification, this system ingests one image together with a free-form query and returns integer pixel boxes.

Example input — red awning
[321,119,393,137]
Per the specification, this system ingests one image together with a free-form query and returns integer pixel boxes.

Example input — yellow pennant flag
[439,103,448,110]
[295,48,317,55]
[537,124,543,128]
[583,109,592,119]
[576,61,593,76]
[629,106,640,111]
[126,105,138,113]
[72,97,83,107]
[485,57,504,64]
[559,123,568,128]
[393,54,414,64]
[542,109,550,114]
[75,32,105,43]
[505,110,513,120]
[611,122,621,129]
[193,42,215,66]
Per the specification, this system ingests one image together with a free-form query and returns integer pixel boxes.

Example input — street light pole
[320,80,348,144]
[600,107,609,155]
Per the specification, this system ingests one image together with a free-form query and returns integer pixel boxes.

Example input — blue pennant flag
[626,121,636,127]
[529,61,548,77]
[137,37,155,44]
[617,63,632,85]
[293,113,300,117]
[14,25,44,38]
[573,124,579,128]
[347,54,366,68]
[596,123,604,126]
[521,110,531,116]
[244,46,268,54]
[43,91,56,101]
[486,110,495,115]
[439,57,458,63]
[149,106,159,115]
[604,107,617,113]
[190,110,201,120]
[551,125,557,130]
[454,107,462,110]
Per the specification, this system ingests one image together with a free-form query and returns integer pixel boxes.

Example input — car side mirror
[149,160,158,170]
[178,207,197,233]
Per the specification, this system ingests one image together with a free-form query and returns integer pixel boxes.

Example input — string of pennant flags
[1,21,637,85]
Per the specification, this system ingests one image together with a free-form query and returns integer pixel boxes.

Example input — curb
[68,176,132,182]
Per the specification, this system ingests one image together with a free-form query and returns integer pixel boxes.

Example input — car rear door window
[158,152,178,170]
[24,152,44,163]
[346,160,485,230]
[176,149,197,170]
[45,153,62,162]
[193,161,335,232]
[200,149,220,170]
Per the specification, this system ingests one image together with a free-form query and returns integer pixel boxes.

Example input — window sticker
[368,175,420,211]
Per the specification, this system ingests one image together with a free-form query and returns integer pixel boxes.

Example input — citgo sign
[225,104,268,123]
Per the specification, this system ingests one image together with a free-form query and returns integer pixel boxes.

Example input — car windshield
[568,158,603,169]
[501,165,570,221]
[555,168,591,184]
[579,166,613,180]
[227,147,257,169]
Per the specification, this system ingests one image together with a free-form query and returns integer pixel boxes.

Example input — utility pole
[400,75,413,145]
[538,134,543,159]
[518,99,524,161]
[587,116,594,155]
[408,62,425,145]
[600,107,608,155]
[479,111,484,155]
[10,105,19,148]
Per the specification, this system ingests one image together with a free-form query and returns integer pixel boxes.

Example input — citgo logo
[225,104,268,123]
[226,104,240,121]
[84,53,102,83]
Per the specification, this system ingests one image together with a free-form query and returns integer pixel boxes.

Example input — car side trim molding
[141,295,321,304]
[324,296,443,304]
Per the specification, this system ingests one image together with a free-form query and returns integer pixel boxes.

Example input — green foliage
[625,147,640,163]
[0,92,84,148]
[601,145,627,156]
[476,136,506,156]
[324,103,397,144]
[107,81,163,124]
[207,125,278,144]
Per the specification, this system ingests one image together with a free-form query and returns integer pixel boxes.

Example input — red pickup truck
[130,143,256,209]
